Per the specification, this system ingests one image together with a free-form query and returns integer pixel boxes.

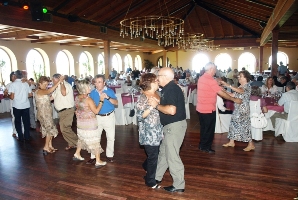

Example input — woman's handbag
[251,112,267,128]
[129,93,135,117]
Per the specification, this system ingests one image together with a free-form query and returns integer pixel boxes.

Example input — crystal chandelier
[120,1,184,47]
[189,39,220,51]
[175,33,204,49]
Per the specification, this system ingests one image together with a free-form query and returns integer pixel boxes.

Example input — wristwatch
[99,100,104,104]
[107,96,111,100]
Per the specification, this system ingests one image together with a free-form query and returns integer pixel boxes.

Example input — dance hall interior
[0,0,298,199]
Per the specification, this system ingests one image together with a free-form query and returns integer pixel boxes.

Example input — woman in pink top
[73,79,106,169]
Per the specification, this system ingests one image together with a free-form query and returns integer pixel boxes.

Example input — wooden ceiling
[0,0,298,53]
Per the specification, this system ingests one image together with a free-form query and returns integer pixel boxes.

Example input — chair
[192,89,197,106]
[277,87,283,93]
[250,99,263,141]
[215,97,232,134]
[275,100,298,142]
[114,93,127,125]
[185,90,191,119]
[189,88,196,104]
[115,88,123,94]
[123,85,132,93]
[124,94,137,125]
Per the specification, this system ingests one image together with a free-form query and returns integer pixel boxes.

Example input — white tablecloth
[0,99,10,113]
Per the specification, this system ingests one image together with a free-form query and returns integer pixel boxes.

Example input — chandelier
[175,33,204,49]
[120,1,184,47]
[189,39,220,51]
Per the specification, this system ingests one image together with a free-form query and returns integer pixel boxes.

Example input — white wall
[0,40,144,77]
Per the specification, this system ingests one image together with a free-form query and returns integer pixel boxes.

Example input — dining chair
[192,89,197,106]
[185,90,191,119]
[115,88,123,94]
[275,100,298,142]
[250,99,263,141]
[114,93,127,125]
[215,97,232,134]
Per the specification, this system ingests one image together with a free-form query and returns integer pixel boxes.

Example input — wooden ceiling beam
[31,36,78,43]
[52,0,72,12]
[206,12,215,38]
[260,0,298,46]
[0,6,163,50]
[0,30,40,39]
[195,0,259,37]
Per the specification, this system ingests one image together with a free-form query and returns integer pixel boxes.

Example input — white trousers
[91,112,116,158]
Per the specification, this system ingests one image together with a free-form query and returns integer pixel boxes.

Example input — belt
[97,110,114,116]
[58,108,72,113]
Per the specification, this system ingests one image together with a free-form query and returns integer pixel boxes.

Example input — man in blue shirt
[88,74,118,164]
[110,68,117,79]
[278,61,287,76]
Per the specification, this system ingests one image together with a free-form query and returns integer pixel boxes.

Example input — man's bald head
[157,67,174,87]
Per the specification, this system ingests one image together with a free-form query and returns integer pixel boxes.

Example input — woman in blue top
[136,73,163,189]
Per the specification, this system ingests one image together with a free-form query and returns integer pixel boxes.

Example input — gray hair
[286,81,296,90]
[15,70,23,79]
[52,73,61,79]
[204,62,216,71]
[94,74,105,82]
[76,79,90,94]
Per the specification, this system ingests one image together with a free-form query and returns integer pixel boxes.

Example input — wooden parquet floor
[0,105,297,200]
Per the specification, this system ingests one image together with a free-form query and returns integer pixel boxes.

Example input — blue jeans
[13,107,30,140]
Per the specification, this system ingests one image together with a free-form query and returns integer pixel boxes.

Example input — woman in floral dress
[35,76,63,155]
[221,70,255,151]
[73,79,106,168]
[136,73,163,189]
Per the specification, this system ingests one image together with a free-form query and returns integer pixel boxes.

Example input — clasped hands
[147,96,159,108]
[99,92,109,101]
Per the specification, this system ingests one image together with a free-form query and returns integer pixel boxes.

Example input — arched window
[26,49,45,81]
[157,57,170,67]
[238,52,256,73]
[192,53,210,72]
[214,53,232,72]
[268,52,289,67]
[98,53,105,74]
[112,53,122,73]
[0,48,12,86]
[79,52,90,78]
[135,55,142,70]
[56,51,70,75]
[124,54,133,71]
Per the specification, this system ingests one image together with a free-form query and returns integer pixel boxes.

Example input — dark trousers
[198,111,216,150]
[142,145,160,187]
[13,107,30,140]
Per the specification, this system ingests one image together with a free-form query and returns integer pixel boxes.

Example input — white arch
[112,53,122,73]
[124,54,133,71]
[98,53,105,74]
[268,51,289,67]
[63,49,75,75]
[214,53,232,71]
[79,51,94,78]
[26,48,50,81]
[0,46,17,71]
[56,50,74,76]
[238,52,256,73]
[135,55,142,70]
[192,53,210,72]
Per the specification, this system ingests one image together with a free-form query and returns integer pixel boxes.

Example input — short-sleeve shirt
[52,81,74,111]
[196,73,222,113]
[89,86,117,114]
[8,79,32,109]
[159,81,186,126]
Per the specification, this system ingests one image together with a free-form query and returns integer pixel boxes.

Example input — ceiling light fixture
[120,0,184,47]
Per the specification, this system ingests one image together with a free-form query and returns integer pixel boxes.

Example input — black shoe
[163,185,185,192]
[106,157,114,162]
[86,158,96,165]
[200,148,215,154]
[156,180,162,184]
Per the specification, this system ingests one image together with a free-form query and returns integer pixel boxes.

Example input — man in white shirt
[8,70,32,141]
[270,82,298,128]
[4,71,18,137]
[52,74,78,150]
[28,78,36,129]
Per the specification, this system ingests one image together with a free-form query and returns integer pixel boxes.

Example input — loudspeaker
[31,3,43,21]
[68,15,78,22]
[100,26,107,34]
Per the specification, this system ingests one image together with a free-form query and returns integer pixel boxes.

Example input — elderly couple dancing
[136,68,187,192]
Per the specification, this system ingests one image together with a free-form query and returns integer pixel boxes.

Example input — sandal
[73,154,84,161]
[50,147,58,151]
[65,146,76,151]
[151,184,161,189]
